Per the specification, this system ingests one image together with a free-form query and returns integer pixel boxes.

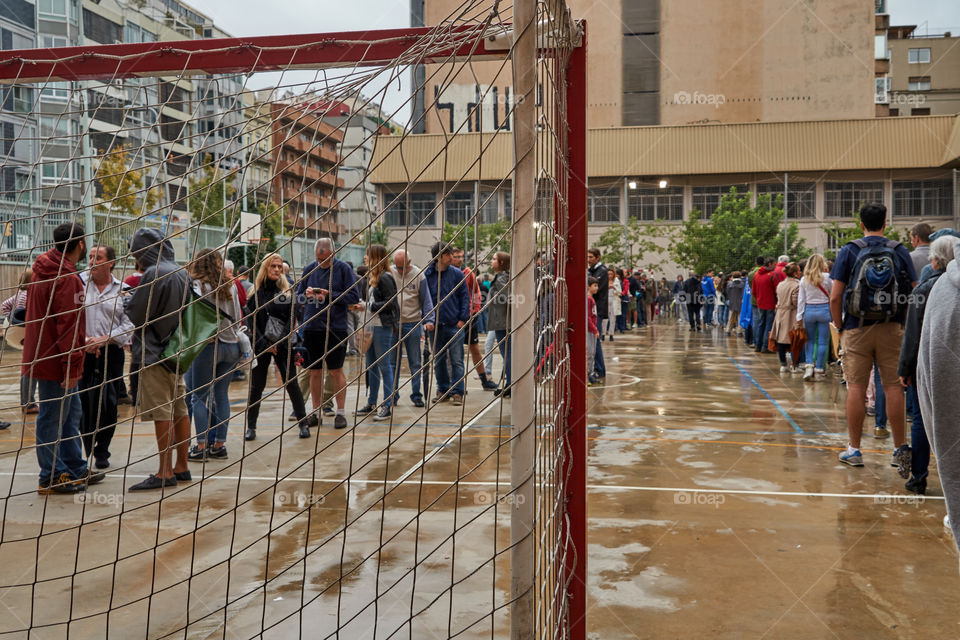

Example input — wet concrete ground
[0,322,956,639]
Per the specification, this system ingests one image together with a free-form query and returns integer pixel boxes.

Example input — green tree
[670,188,808,274]
[366,223,389,246]
[188,162,238,229]
[94,145,161,215]
[441,220,512,272]
[594,218,675,273]
[823,216,908,260]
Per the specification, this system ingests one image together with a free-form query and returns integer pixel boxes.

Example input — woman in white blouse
[796,254,833,381]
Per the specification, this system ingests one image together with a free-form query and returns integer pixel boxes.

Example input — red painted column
[563,22,588,640]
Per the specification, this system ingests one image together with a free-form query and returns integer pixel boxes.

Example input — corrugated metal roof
[369,115,960,184]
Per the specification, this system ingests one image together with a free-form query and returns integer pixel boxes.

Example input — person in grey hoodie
[124,228,191,491]
[916,236,960,556]
[724,272,745,334]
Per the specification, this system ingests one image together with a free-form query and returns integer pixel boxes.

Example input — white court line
[0,472,940,501]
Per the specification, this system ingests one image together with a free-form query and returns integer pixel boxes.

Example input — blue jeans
[367,325,398,407]
[494,329,511,387]
[803,304,831,370]
[753,308,775,350]
[394,322,424,404]
[703,300,715,326]
[593,335,606,377]
[36,380,87,483]
[906,384,930,480]
[187,340,241,446]
[431,324,465,396]
[873,365,887,429]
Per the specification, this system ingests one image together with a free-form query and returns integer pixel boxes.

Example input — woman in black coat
[244,253,309,440]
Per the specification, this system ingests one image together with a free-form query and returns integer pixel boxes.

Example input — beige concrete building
[414,0,875,132]
[371,114,960,271]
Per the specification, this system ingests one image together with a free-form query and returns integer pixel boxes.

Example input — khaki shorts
[138,363,189,422]
[841,323,904,387]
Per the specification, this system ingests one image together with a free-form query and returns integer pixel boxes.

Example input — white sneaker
[780,365,790,373]
[803,364,815,381]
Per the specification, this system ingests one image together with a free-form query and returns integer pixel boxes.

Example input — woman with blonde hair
[356,243,399,422]
[796,253,833,381]
[242,253,309,440]
[185,248,243,460]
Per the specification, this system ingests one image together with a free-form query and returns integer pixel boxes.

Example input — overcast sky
[187,0,959,124]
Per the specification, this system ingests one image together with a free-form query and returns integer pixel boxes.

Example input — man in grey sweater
[916,237,960,559]
[125,228,191,491]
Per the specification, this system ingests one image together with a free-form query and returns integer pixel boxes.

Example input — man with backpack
[830,203,917,475]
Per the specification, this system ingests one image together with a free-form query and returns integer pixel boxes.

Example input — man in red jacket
[751,257,782,353]
[23,223,104,494]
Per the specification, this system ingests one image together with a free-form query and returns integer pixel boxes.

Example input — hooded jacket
[725,277,745,312]
[916,239,960,550]
[22,248,86,382]
[752,266,781,310]
[124,228,189,369]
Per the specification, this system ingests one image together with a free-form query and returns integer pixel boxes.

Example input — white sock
[846,445,860,455]
[336,409,345,416]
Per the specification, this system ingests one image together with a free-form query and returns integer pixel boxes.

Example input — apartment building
[886,26,960,116]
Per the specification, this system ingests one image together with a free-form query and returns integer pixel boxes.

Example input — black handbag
[258,315,300,352]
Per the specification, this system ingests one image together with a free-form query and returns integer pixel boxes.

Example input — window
[908,48,931,64]
[588,186,620,223]
[875,76,888,104]
[3,85,32,113]
[756,182,816,219]
[478,189,499,223]
[124,22,155,44]
[912,107,931,116]
[874,34,887,59]
[908,76,931,91]
[691,184,748,218]
[823,182,883,218]
[42,35,66,48]
[627,186,684,221]
[893,180,952,218]
[40,158,74,185]
[444,191,474,225]
[38,0,66,17]
[889,108,899,116]
[83,9,122,44]
[40,81,69,102]
[385,192,437,227]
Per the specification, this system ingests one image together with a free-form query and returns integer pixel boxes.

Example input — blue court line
[730,358,805,434]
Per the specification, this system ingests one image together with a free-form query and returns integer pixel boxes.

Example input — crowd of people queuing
[12,224,515,495]
[587,204,960,537]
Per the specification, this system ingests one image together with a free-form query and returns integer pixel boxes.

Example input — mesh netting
[0,1,581,638]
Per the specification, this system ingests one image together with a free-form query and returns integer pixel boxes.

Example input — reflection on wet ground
[0,322,956,638]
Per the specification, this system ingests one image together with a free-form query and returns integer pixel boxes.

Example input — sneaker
[85,469,106,485]
[494,388,511,398]
[838,448,863,467]
[244,427,256,441]
[481,379,498,391]
[334,414,348,430]
[299,424,311,438]
[412,398,425,408]
[905,476,926,495]
[865,405,876,417]
[373,406,392,421]
[450,394,463,406]
[779,365,790,373]
[207,446,227,459]
[94,457,110,470]
[305,412,320,428]
[873,426,890,439]
[355,404,376,415]
[814,368,826,378]
[892,444,912,479]
[433,393,450,404]
[38,472,84,495]
[128,474,177,492]
[187,446,208,462]
[175,470,192,482]
[322,407,335,417]
[24,403,39,414]
[288,412,298,422]
[802,365,814,381]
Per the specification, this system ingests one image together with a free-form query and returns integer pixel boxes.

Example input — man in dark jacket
[682,272,702,331]
[424,241,470,404]
[24,222,102,494]
[724,272,746,334]
[296,237,361,430]
[587,248,608,378]
[125,228,190,491]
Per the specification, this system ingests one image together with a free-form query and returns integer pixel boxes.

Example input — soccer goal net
[0,1,585,638]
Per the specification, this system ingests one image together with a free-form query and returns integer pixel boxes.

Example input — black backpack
[843,238,910,323]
